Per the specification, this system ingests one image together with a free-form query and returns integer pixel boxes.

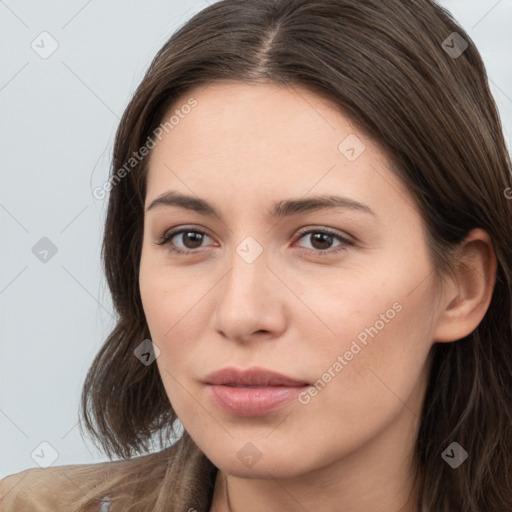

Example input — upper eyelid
[162,225,348,237]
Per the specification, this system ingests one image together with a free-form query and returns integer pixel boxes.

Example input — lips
[203,366,309,387]
[203,366,310,416]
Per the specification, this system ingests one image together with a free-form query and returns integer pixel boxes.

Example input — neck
[209,408,422,512]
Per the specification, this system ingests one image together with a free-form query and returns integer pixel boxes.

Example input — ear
[433,228,497,343]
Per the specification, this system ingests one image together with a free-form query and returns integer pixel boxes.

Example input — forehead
[145,81,416,220]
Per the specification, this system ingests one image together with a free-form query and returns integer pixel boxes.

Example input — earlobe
[433,228,497,343]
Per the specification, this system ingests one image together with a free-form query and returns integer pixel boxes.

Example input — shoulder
[0,458,125,512]
[0,449,170,512]
[1,436,216,512]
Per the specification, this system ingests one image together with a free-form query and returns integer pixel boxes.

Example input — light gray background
[1,0,511,479]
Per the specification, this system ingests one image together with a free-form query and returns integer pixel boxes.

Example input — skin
[138,81,496,512]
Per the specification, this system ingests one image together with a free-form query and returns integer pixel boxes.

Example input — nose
[213,244,288,344]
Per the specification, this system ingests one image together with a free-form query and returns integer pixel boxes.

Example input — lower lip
[206,384,308,416]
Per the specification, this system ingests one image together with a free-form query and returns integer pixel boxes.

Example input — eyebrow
[145,191,378,220]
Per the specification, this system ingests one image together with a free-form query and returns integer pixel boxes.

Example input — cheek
[294,247,436,405]
[140,253,200,338]
[139,272,208,419]
[299,273,436,430]
[139,260,211,383]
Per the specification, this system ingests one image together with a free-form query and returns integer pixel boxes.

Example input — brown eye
[309,232,336,250]
[295,229,353,255]
[156,226,353,257]
[177,231,205,249]
[157,228,213,254]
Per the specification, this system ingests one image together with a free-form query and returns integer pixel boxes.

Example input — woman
[2,0,511,510]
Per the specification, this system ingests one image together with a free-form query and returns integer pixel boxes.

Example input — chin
[203,441,318,480]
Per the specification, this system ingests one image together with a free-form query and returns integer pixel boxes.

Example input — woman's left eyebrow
[146,190,379,222]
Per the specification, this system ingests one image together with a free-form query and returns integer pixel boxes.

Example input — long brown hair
[79,0,512,510]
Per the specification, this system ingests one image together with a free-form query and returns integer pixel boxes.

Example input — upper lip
[203,366,309,387]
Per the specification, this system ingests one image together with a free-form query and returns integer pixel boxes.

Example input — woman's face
[139,81,446,480]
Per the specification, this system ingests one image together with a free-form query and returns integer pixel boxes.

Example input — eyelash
[155,227,354,257]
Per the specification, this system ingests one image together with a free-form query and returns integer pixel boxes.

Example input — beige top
[0,433,218,512]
